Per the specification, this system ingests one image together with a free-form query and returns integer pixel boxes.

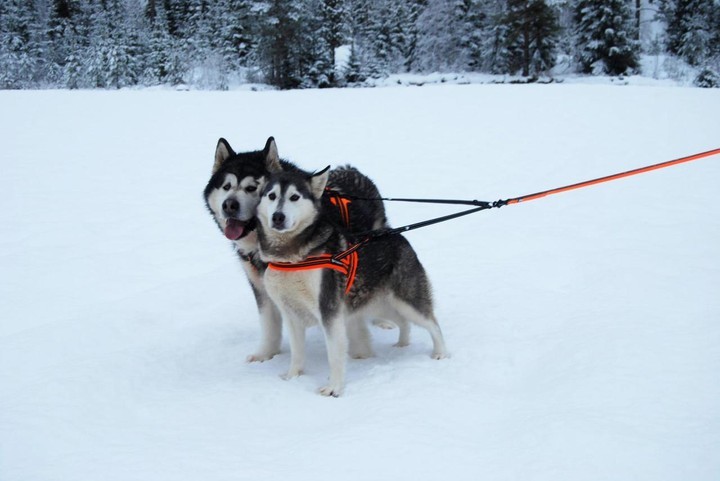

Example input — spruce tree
[48,0,78,86]
[394,0,425,72]
[575,0,640,75]
[85,0,141,89]
[346,0,379,79]
[0,0,42,88]
[713,4,720,65]
[52,0,89,89]
[120,0,147,87]
[368,1,396,76]
[344,41,365,82]
[256,0,307,88]
[503,0,559,77]
[219,0,254,69]
[143,0,184,85]
[416,0,466,72]
[318,0,347,84]
[165,0,193,39]
[659,0,716,66]
[478,1,511,74]
[463,0,490,72]
[416,0,492,73]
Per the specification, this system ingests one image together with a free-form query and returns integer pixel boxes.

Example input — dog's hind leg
[347,315,374,359]
[393,318,411,348]
[391,296,447,360]
[371,319,411,347]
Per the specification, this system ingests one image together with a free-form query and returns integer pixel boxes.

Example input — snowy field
[1,84,719,481]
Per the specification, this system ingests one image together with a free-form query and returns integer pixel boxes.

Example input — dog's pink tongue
[224,219,245,240]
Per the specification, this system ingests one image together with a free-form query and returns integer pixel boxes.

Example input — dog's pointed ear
[263,136,282,173]
[310,166,331,199]
[213,138,235,174]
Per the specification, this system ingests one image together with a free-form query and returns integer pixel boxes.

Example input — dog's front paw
[431,351,449,360]
[318,385,342,397]
[393,340,409,348]
[246,351,278,363]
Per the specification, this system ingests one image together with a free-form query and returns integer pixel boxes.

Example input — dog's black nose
[271,212,285,228]
[223,198,239,215]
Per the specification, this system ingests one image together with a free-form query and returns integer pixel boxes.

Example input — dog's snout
[271,211,286,228]
[222,198,240,215]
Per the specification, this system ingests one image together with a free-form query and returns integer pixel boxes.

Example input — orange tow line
[505,147,720,205]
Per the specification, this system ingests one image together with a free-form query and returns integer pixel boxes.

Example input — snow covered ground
[1,84,719,481]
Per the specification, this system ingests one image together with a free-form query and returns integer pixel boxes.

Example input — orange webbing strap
[505,147,720,205]
[326,189,352,226]
[267,249,359,294]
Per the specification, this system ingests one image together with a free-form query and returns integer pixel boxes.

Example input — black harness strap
[355,199,506,242]
[346,196,494,207]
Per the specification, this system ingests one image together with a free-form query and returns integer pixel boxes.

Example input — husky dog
[256,169,447,397]
[204,137,403,362]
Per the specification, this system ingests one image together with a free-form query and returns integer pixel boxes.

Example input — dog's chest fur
[264,268,323,326]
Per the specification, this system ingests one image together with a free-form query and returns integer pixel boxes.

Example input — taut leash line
[358,203,497,241]
[504,147,720,205]
[352,147,720,239]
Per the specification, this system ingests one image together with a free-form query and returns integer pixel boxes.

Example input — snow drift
[1,84,719,481]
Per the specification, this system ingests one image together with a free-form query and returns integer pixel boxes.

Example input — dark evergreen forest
[1,0,719,89]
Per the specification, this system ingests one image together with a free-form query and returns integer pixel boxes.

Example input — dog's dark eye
[245,185,257,193]
[268,193,277,201]
[223,183,231,191]
[289,194,300,202]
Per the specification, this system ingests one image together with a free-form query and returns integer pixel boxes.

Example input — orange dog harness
[267,190,359,294]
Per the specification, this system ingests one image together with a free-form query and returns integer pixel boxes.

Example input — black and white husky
[204,137,402,362]
[256,169,448,397]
